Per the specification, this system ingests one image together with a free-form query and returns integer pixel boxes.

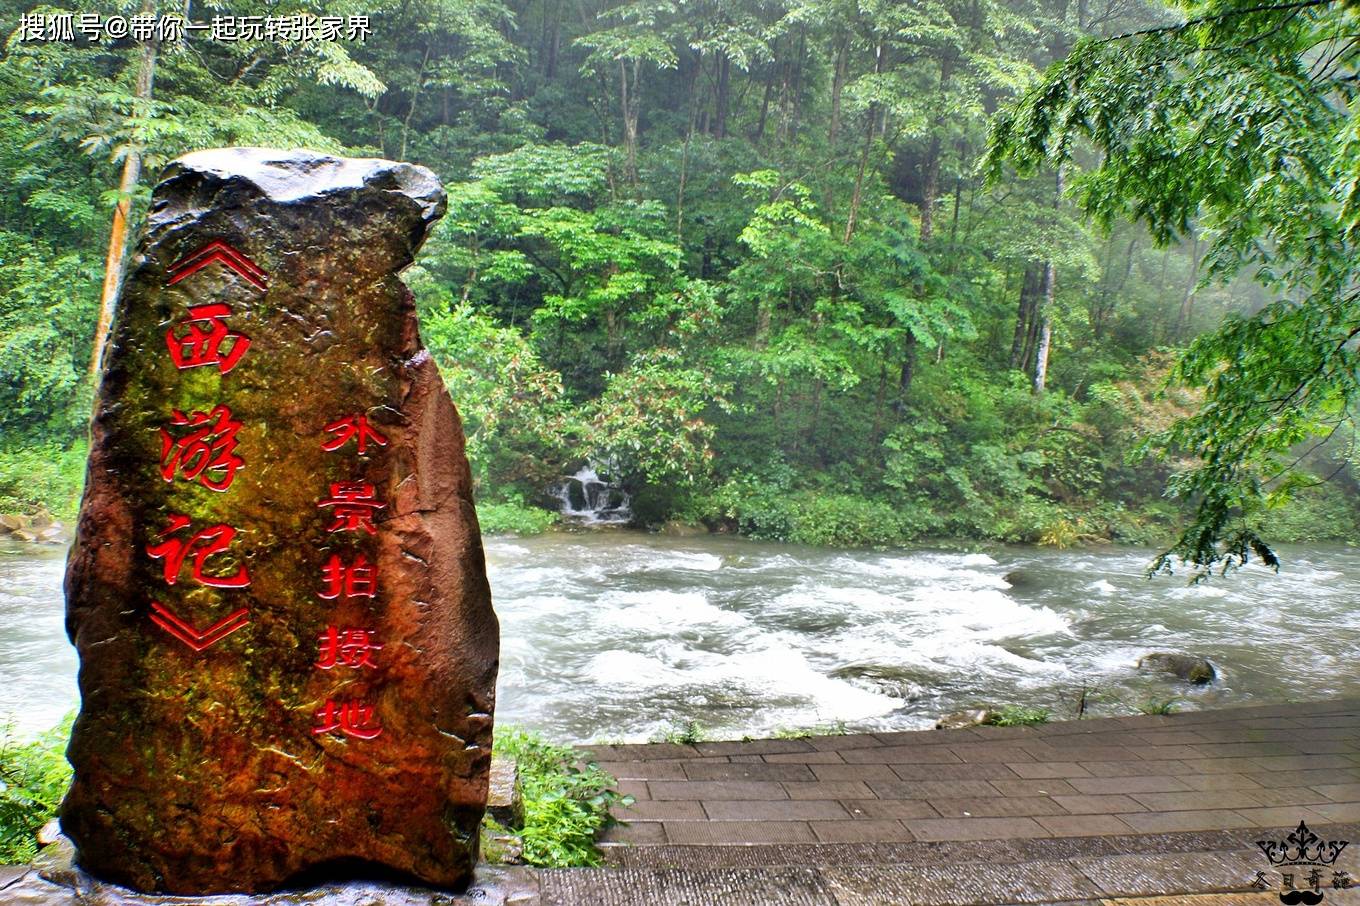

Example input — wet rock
[11,528,37,542]
[830,664,928,700]
[488,756,525,829]
[37,818,61,846]
[1138,652,1216,685]
[659,521,708,537]
[936,708,993,730]
[0,513,30,532]
[5,834,541,905]
[62,149,499,895]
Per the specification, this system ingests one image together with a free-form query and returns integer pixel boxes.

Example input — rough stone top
[163,147,445,221]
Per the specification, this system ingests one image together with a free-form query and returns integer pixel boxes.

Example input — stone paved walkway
[521,699,1360,903]
[586,698,1360,850]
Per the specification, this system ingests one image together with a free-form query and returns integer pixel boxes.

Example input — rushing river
[4,532,1359,742]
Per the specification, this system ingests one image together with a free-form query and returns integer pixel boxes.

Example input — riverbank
[7,699,1359,904]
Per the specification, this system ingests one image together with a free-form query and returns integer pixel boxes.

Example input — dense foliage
[0,714,71,863]
[493,726,628,866]
[2,0,1357,556]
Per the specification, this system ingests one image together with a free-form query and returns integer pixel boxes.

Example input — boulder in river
[1138,652,1216,685]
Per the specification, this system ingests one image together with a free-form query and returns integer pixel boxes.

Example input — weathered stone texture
[62,148,498,894]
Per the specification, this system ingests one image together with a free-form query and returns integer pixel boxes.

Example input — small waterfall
[551,465,632,526]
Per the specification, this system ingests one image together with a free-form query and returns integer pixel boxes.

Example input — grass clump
[651,720,705,744]
[770,721,849,739]
[0,715,72,864]
[493,726,629,867]
[986,705,1051,727]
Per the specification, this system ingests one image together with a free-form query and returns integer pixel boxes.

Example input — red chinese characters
[312,699,383,740]
[322,414,389,454]
[159,405,245,492]
[315,626,383,670]
[312,414,389,741]
[146,514,251,588]
[318,553,378,599]
[148,241,265,654]
[165,303,251,374]
[318,482,385,534]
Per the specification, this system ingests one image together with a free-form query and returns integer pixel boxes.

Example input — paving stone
[811,763,900,782]
[1081,760,1196,777]
[683,762,817,782]
[1249,755,1358,772]
[904,817,1051,841]
[1024,745,1143,762]
[1184,758,1277,775]
[948,745,1039,764]
[784,781,877,800]
[1311,802,1360,822]
[596,760,687,781]
[872,730,961,745]
[613,780,650,800]
[1069,776,1192,795]
[763,750,847,764]
[1246,786,1332,807]
[842,799,941,820]
[702,799,852,821]
[1052,795,1146,814]
[1131,732,1213,746]
[821,860,1103,905]
[592,742,702,761]
[1034,814,1139,837]
[1189,743,1304,759]
[810,819,914,843]
[1128,791,1271,812]
[1179,774,1265,791]
[1073,851,1262,898]
[806,734,883,751]
[648,781,788,801]
[928,797,1068,818]
[728,754,766,763]
[693,738,814,757]
[868,780,1004,800]
[893,763,1020,781]
[1248,769,1360,787]
[1231,805,1334,826]
[662,820,817,845]
[1008,762,1093,779]
[617,800,707,821]
[1135,746,1210,761]
[1115,809,1258,833]
[539,866,838,906]
[988,779,1081,798]
[601,821,668,844]
[1314,783,1360,802]
[841,746,966,765]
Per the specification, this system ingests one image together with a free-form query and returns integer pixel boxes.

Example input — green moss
[986,705,1050,727]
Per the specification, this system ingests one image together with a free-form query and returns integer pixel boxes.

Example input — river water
[4,532,1358,742]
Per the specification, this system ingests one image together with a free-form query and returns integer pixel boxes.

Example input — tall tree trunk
[754,65,775,141]
[713,53,730,139]
[1032,167,1065,394]
[619,59,641,186]
[842,43,883,243]
[828,33,849,145]
[399,44,431,161]
[1173,233,1202,340]
[90,3,157,385]
[919,134,942,242]
[1010,263,1042,369]
[677,53,701,241]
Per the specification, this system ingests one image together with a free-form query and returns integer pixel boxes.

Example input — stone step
[539,848,1283,906]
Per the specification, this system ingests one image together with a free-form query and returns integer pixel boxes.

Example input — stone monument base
[4,837,539,906]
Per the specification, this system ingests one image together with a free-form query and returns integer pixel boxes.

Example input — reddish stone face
[62,149,499,895]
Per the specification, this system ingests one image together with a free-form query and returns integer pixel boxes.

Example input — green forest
[3,0,1359,575]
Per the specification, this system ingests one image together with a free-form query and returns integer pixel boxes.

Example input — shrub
[477,498,557,535]
[493,726,629,867]
[0,714,73,864]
